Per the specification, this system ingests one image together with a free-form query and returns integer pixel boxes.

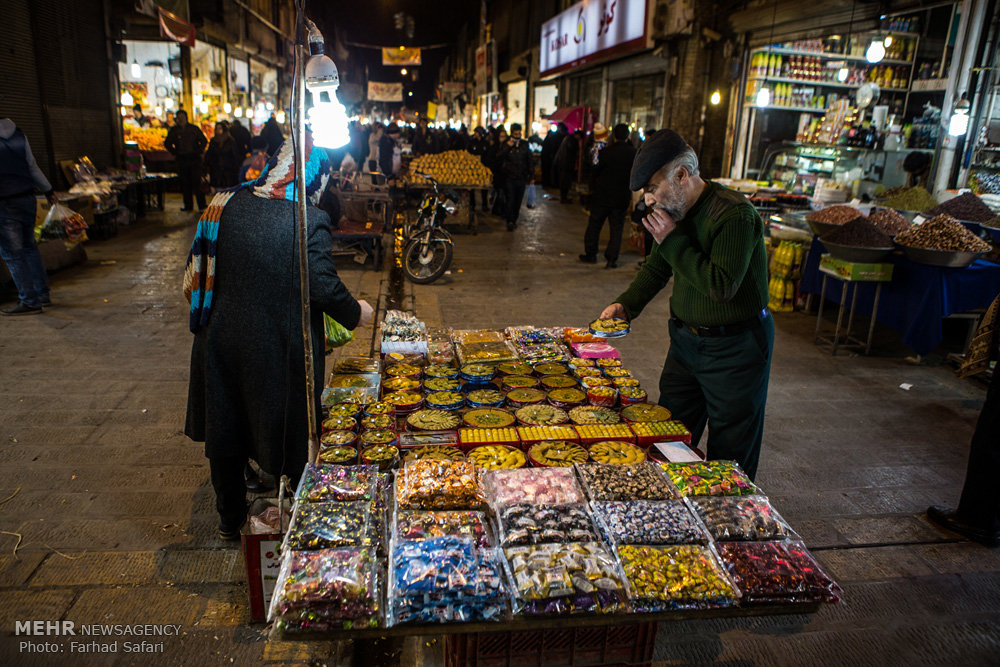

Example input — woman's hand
[357,300,374,327]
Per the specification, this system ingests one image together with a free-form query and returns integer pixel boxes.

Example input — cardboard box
[819,254,894,282]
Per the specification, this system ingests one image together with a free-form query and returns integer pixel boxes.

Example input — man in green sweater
[600,130,772,479]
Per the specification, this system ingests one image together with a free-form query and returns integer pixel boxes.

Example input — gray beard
[655,203,684,220]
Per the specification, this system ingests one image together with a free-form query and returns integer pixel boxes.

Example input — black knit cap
[629,128,689,191]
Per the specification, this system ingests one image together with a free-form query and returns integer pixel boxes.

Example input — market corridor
[0,191,998,665]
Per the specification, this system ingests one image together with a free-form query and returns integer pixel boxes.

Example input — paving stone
[913,543,1000,575]
[0,553,46,587]
[156,549,243,584]
[832,515,949,545]
[813,545,936,582]
[29,552,157,587]
[67,587,206,626]
[0,589,77,627]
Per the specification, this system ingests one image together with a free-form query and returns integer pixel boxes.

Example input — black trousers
[957,377,1000,532]
[659,316,774,480]
[505,178,527,224]
[584,204,626,262]
[177,157,207,210]
[559,172,573,202]
[209,455,248,529]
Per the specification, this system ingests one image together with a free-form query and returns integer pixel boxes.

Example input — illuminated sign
[540,0,648,78]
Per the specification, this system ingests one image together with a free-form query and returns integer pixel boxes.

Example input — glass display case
[759,142,932,195]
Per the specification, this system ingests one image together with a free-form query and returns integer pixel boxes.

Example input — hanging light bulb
[276,110,287,124]
[401,68,408,76]
[305,20,350,148]
[199,100,209,114]
[948,94,971,137]
[883,35,893,48]
[710,90,722,106]
[120,91,134,107]
[756,86,771,108]
[131,60,141,78]
[234,106,243,118]
[837,64,849,82]
[164,98,174,110]
[193,93,203,105]
[224,102,232,114]
[154,106,162,116]
[266,102,275,111]
[866,38,886,64]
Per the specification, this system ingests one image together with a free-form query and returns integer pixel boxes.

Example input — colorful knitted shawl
[182,134,331,332]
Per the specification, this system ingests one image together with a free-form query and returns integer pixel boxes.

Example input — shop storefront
[191,40,227,133]
[726,4,962,195]
[228,54,251,121]
[539,0,660,135]
[505,80,528,131]
[250,58,281,132]
[532,84,559,132]
[118,40,183,152]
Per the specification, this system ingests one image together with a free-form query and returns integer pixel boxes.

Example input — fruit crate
[444,622,656,667]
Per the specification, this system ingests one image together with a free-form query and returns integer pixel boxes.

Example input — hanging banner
[441,82,465,95]
[426,102,438,120]
[367,81,404,102]
[539,0,649,78]
[158,7,196,47]
[382,47,422,66]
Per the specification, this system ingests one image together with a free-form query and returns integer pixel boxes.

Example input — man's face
[511,128,522,140]
[176,113,187,127]
[643,165,688,220]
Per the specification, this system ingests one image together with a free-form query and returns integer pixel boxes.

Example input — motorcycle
[401,172,458,284]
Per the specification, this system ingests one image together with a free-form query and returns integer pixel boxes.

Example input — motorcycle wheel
[401,233,453,284]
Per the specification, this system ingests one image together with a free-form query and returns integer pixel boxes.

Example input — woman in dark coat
[205,122,241,190]
[184,136,373,539]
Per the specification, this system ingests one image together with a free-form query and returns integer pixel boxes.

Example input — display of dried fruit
[568,405,620,424]
[514,404,569,426]
[805,205,864,225]
[407,409,462,431]
[895,214,991,252]
[528,441,589,466]
[868,209,912,235]
[463,408,516,428]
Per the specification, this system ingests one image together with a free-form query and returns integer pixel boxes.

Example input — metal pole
[295,36,320,465]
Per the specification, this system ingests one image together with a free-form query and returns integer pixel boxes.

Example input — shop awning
[545,107,589,133]
[158,7,196,47]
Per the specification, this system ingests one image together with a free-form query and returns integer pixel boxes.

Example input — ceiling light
[756,86,771,108]
[710,90,721,105]
[131,60,141,78]
[948,94,971,137]
[305,19,350,148]
[120,91,134,106]
[234,106,243,118]
[223,102,232,114]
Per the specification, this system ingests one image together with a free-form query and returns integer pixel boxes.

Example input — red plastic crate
[444,622,656,667]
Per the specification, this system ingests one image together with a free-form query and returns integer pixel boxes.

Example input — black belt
[671,308,769,337]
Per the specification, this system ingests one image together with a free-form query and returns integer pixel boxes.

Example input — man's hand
[599,303,628,321]
[357,300,375,327]
[642,207,677,244]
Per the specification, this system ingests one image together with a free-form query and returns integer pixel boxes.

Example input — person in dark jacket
[542,123,567,188]
[580,124,637,268]
[412,118,435,156]
[497,123,531,231]
[184,135,374,539]
[468,127,490,211]
[261,115,285,156]
[0,118,55,315]
[378,124,401,179]
[229,120,252,160]
[554,129,580,203]
[205,122,242,190]
[164,109,208,211]
[486,127,508,216]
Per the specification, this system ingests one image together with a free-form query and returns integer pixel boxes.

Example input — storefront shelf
[748,77,910,93]
[743,104,826,113]
[753,48,912,66]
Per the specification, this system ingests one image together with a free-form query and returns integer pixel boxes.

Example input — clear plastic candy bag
[575,462,679,501]
[715,540,843,604]
[591,500,710,546]
[294,464,379,504]
[282,501,375,551]
[396,459,487,510]
[617,544,739,611]
[687,495,798,542]
[393,509,493,548]
[484,467,586,510]
[660,460,760,497]
[497,503,600,547]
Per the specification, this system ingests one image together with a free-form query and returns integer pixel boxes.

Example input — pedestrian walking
[486,127,508,216]
[366,123,383,173]
[261,115,285,157]
[229,120,252,160]
[164,110,208,211]
[378,124,402,179]
[554,129,580,203]
[598,129,771,479]
[497,123,531,231]
[0,118,54,315]
[184,134,374,539]
[542,123,567,187]
[205,122,241,190]
[580,124,636,268]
